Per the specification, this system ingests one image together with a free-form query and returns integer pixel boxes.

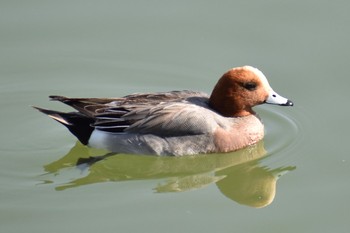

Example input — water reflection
[216,163,294,208]
[43,141,295,208]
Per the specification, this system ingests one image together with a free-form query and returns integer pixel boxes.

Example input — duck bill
[265,90,293,106]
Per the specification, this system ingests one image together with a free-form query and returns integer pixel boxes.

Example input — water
[1,1,350,232]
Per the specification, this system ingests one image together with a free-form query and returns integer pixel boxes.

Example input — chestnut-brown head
[209,66,293,117]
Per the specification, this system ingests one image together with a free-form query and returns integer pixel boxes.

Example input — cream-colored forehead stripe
[243,66,272,90]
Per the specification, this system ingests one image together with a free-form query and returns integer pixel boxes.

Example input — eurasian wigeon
[34,66,293,156]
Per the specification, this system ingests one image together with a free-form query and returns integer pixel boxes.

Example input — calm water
[1,1,350,233]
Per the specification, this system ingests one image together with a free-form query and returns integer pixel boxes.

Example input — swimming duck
[34,66,293,156]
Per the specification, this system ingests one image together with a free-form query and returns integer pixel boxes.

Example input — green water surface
[1,1,349,233]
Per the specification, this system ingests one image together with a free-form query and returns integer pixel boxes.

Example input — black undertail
[33,107,95,145]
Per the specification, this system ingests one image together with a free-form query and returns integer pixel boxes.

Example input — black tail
[33,106,95,145]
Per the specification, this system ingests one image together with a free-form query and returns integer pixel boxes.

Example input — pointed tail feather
[32,106,95,145]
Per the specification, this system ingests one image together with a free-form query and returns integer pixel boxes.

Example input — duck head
[209,66,293,117]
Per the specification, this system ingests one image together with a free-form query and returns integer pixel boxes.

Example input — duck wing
[50,91,215,136]
[49,90,205,116]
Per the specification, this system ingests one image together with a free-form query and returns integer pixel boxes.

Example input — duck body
[34,66,293,156]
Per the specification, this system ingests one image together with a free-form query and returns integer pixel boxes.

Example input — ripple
[256,105,304,167]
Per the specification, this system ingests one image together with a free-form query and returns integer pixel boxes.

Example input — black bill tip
[281,100,294,106]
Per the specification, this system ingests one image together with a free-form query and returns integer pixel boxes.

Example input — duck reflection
[216,163,294,208]
[43,141,295,208]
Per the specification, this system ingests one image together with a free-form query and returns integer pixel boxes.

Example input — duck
[33,66,293,156]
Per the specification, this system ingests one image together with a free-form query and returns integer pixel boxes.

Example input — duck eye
[243,82,257,91]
